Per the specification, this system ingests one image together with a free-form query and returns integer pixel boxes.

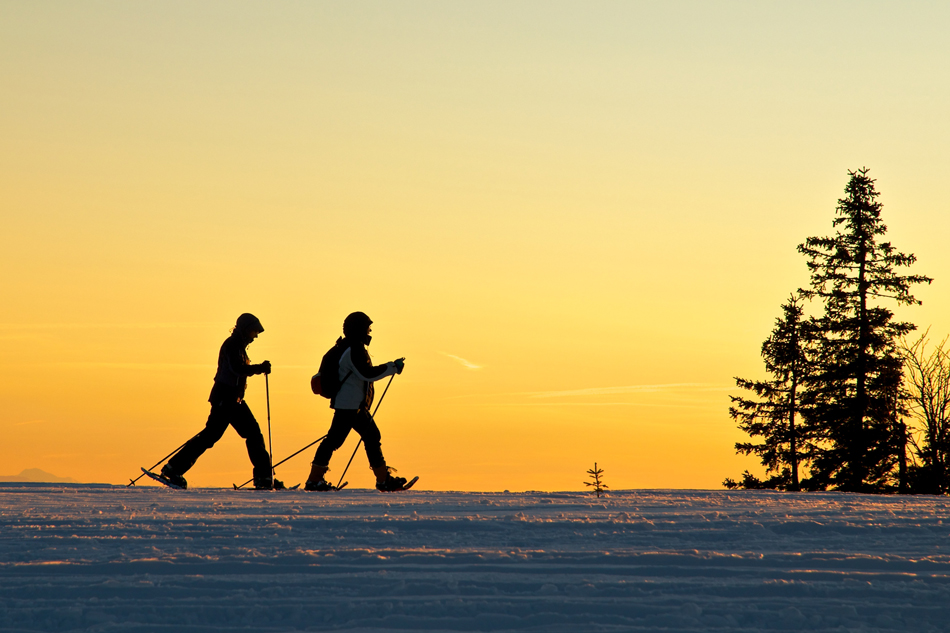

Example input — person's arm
[347,346,397,382]
[224,339,270,378]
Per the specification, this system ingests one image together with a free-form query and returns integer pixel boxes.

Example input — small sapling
[584,462,608,498]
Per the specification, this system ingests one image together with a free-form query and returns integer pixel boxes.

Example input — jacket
[332,341,398,410]
[209,333,266,404]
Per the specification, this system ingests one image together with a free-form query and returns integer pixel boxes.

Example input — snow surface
[2,484,949,632]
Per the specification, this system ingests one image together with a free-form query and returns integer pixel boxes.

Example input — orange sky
[2,2,948,490]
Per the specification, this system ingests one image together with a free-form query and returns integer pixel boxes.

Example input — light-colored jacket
[333,346,398,410]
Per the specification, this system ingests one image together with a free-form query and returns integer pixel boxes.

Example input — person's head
[234,313,264,343]
[343,311,373,346]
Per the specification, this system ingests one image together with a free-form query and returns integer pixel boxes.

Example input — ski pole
[336,374,395,488]
[127,439,190,487]
[266,373,274,484]
[233,434,329,489]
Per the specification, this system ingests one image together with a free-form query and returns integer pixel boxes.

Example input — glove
[259,360,272,375]
[394,358,405,374]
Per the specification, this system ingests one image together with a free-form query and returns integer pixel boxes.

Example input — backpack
[311,338,352,400]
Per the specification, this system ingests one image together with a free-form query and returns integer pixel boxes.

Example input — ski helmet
[343,311,373,345]
[235,313,264,334]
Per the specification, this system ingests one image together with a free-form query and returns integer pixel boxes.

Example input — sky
[2,1,948,490]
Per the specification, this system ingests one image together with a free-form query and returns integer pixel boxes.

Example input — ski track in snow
[1,486,949,632]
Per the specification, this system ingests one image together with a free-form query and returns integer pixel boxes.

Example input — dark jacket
[209,333,266,404]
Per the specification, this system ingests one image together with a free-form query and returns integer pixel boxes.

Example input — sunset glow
[2,2,947,490]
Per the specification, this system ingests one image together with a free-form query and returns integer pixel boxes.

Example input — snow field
[1,485,949,631]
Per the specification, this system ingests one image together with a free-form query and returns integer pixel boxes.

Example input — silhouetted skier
[162,313,283,490]
[306,312,408,491]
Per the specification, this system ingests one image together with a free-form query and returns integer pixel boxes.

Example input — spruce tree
[797,168,931,492]
[726,295,811,491]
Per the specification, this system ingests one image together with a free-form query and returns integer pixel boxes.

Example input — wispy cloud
[440,352,483,370]
[529,383,727,398]
[478,401,718,410]
[443,383,731,403]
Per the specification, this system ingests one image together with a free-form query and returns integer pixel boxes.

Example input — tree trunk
[789,353,800,492]
[853,213,870,491]
[898,419,908,494]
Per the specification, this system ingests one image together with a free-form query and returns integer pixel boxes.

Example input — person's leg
[165,404,230,476]
[349,409,405,489]
[351,409,385,469]
[310,410,356,476]
[229,401,272,483]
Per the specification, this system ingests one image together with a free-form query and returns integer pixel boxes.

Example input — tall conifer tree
[797,168,931,492]
[727,295,811,490]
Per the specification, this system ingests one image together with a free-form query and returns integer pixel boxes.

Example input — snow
[2,485,949,632]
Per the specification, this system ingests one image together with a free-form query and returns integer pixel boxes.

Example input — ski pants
[167,399,272,480]
[313,408,385,469]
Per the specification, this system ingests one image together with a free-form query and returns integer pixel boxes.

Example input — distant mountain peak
[0,468,78,483]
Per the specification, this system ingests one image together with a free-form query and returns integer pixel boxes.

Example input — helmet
[235,313,264,334]
[343,311,373,344]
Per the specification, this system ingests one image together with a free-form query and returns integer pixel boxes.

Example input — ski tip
[140,467,184,490]
[233,484,239,490]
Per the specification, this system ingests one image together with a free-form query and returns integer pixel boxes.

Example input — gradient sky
[2,1,948,490]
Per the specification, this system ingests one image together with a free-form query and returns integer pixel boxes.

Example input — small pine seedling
[584,462,608,498]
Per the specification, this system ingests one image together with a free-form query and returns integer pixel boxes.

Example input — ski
[231,483,301,490]
[302,481,348,492]
[378,476,419,492]
[140,467,184,490]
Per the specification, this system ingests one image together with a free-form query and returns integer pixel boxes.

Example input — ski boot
[305,464,336,491]
[304,478,339,491]
[160,465,187,489]
[374,465,408,492]
[376,474,408,491]
[254,476,285,490]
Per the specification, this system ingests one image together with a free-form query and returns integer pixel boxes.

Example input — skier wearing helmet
[161,313,283,490]
[306,311,408,492]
